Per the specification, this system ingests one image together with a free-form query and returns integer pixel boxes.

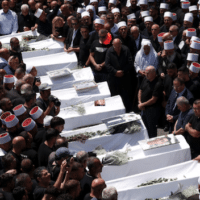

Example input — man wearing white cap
[190,40,200,55]
[181,2,190,13]
[189,62,200,82]
[89,29,111,82]
[117,21,136,58]
[189,5,199,29]
[86,18,105,49]
[90,0,98,12]
[111,8,120,24]
[3,75,15,91]
[13,104,28,124]
[44,115,53,129]
[108,0,117,12]
[141,16,154,38]
[34,0,62,41]
[158,40,182,77]
[160,11,173,32]
[81,11,93,32]
[4,114,20,137]
[160,3,169,17]
[98,6,107,17]
[0,133,11,158]
[183,13,193,29]
[127,13,137,30]
[186,53,199,68]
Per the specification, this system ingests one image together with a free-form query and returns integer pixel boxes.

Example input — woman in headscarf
[134,39,158,86]
[86,5,99,21]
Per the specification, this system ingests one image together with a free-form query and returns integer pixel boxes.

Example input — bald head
[91,178,106,198]
[146,65,156,72]
[0,48,10,61]
[113,38,121,45]
[21,83,32,94]
[130,26,139,40]
[162,32,173,41]
[23,74,34,86]
[104,23,111,32]
[12,136,26,150]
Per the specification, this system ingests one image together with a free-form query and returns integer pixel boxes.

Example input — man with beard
[142,16,154,38]
[160,12,173,33]
[158,40,182,79]
[117,21,136,60]
[4,56,19,75]
[9,38,23,64]
[127,13,137,32]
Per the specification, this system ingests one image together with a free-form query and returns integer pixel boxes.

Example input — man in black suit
[160,11,173,33]
[169,25,181,47]
[64,17,81,58]
[165,77,194,133]
[150,24,160,52]
[130,26,146,53]
[116,21,136,60]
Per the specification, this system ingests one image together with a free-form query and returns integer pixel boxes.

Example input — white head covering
[81,11,90,18]
[190,62,200,73]
[44,115,53,126]
[139,0,148,5]
[98,6,107,12]
[13,104,26,117]
[127,13,136,20]
[30,106,43,120]
[77,7,85,14]
[144,16,153,22]
[118,21,127,28]
[34,8,43,18]
[3,75,15,84]
[172,13,177,21]
[186,28,196,37]
[191,36,200,42]
[184,13,193,23]
[190,40,200,50]
[86,5,98,19]
[157,33,165,42]
[0,133,11,144]
[198,0,200,4]
[187,53,199,61]
[0,112,11,125]
[189,5,197,12]
[141,11,149,18]
[90,0,97,3]
[181,2,190,9]
[94,19,105,25]
[181,0,189,2]
[22,118,36,132]
[5,115,19,128]
[111,8,120,13]
[109,0,117,4]
[164,11,173,19]
[160,3,169,9]
[164,40,174,50]
[135,39,158,71]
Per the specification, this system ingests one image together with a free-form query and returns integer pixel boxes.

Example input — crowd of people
[0,0,200,198]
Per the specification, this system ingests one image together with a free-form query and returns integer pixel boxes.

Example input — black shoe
[163,126,169,132]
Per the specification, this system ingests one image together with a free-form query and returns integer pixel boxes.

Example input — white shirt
[0,9,18,35]
[70,29,78,47]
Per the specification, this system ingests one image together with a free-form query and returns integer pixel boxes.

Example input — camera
[48,95,61,107]
[35,77,41,82]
